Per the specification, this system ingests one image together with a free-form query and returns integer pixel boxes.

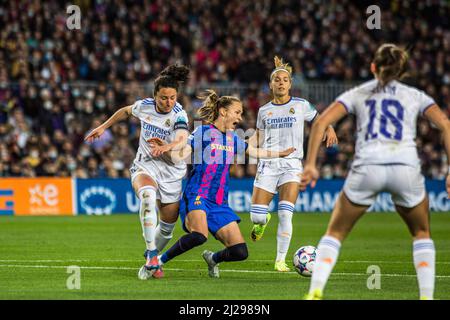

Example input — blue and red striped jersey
[184,124,248,205]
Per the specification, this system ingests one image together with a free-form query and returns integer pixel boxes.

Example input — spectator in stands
[0,0,448,179]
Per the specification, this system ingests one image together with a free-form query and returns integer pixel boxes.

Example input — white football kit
[129,98,189,203]
[254,97,318,194]
[337,79,436,207]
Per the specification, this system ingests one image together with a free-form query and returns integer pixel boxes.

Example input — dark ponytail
[154,64,190,96]
[373,43,409,87]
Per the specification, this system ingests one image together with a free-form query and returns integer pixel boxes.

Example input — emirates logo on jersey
[289,108,295,114]
[165,119,171,127]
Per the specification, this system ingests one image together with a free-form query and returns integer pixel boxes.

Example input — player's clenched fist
[300,165,319,190]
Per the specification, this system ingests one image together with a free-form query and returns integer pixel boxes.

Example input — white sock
[276,201,294,262]
[138,186,157,251]
[250,204,269,225]
[413,239,435,299]
[155,220,176,252]
[309,235,341,294]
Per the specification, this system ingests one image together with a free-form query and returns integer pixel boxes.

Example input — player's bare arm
[248,129,264,148]
[312,113,339,148]
[246,145,295,159]
[423,104,450,197]
[301,102,347,190]
[149,129,189,157]
[148,137,192,163]
[84,105,133,142]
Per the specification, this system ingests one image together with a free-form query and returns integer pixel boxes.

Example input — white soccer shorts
[253,159,303,194]
[130,160,184,204]
[343,164,426,208]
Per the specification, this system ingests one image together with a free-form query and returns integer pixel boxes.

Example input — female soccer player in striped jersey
[301,43,450,300]
[85,64,190,279]
[149,90,295,278]
[249,57,338,272]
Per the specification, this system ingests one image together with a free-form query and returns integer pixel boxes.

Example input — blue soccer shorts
[179,194,241,236]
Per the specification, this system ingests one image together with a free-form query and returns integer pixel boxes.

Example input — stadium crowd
[1,0,449,179]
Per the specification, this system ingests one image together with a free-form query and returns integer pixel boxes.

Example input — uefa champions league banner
[227,178,450,213]
[75,179,139,215]
[73,178,449,215]
[0,178,448,215]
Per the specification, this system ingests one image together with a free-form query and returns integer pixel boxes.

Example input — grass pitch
[0,213,449,300]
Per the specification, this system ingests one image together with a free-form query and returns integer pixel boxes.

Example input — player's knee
[251,213,268,225]
[190,231,208,246]
[228,243,248,261]
[159,220,175,239]
[138,187,156,200]
[138,188,156,217]
[140,204,156,220]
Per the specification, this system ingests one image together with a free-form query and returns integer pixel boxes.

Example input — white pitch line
[1,259,450,265]
[0,264,449,278]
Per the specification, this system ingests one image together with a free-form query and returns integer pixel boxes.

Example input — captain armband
[174,121,188,130]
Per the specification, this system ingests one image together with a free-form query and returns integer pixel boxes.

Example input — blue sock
[160,232,207,264]
[160,252,169,264]
[212,243,248,263]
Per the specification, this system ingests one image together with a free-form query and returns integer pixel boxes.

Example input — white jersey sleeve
[303,101,318,122]
[336,88,358,114]
[417,90,436,114]
[173,109,189,131]
[131,98,156,118]
[131,99,143,118]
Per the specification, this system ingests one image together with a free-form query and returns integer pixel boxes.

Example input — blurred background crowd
[1,0,449,179]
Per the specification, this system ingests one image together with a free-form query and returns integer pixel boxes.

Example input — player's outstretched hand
[446,174,450,199]
[300,165,319,191]
[148,137,171,157]
[323,126,338,147]
[148,137,165,146]
[84,126,105,142]
[279,147,296,157]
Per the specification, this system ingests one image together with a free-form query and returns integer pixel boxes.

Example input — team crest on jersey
[194,196,202,206]
[289,108,295,114]
[164,119,171,127]
[267,112,273,117]
[145,116,151,122]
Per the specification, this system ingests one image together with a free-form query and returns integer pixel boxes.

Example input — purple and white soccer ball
[293,245,317,277]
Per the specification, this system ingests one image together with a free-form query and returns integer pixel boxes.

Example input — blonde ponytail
[197,90,241,123]
[197,90,220,123]
[270,56,293,80]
